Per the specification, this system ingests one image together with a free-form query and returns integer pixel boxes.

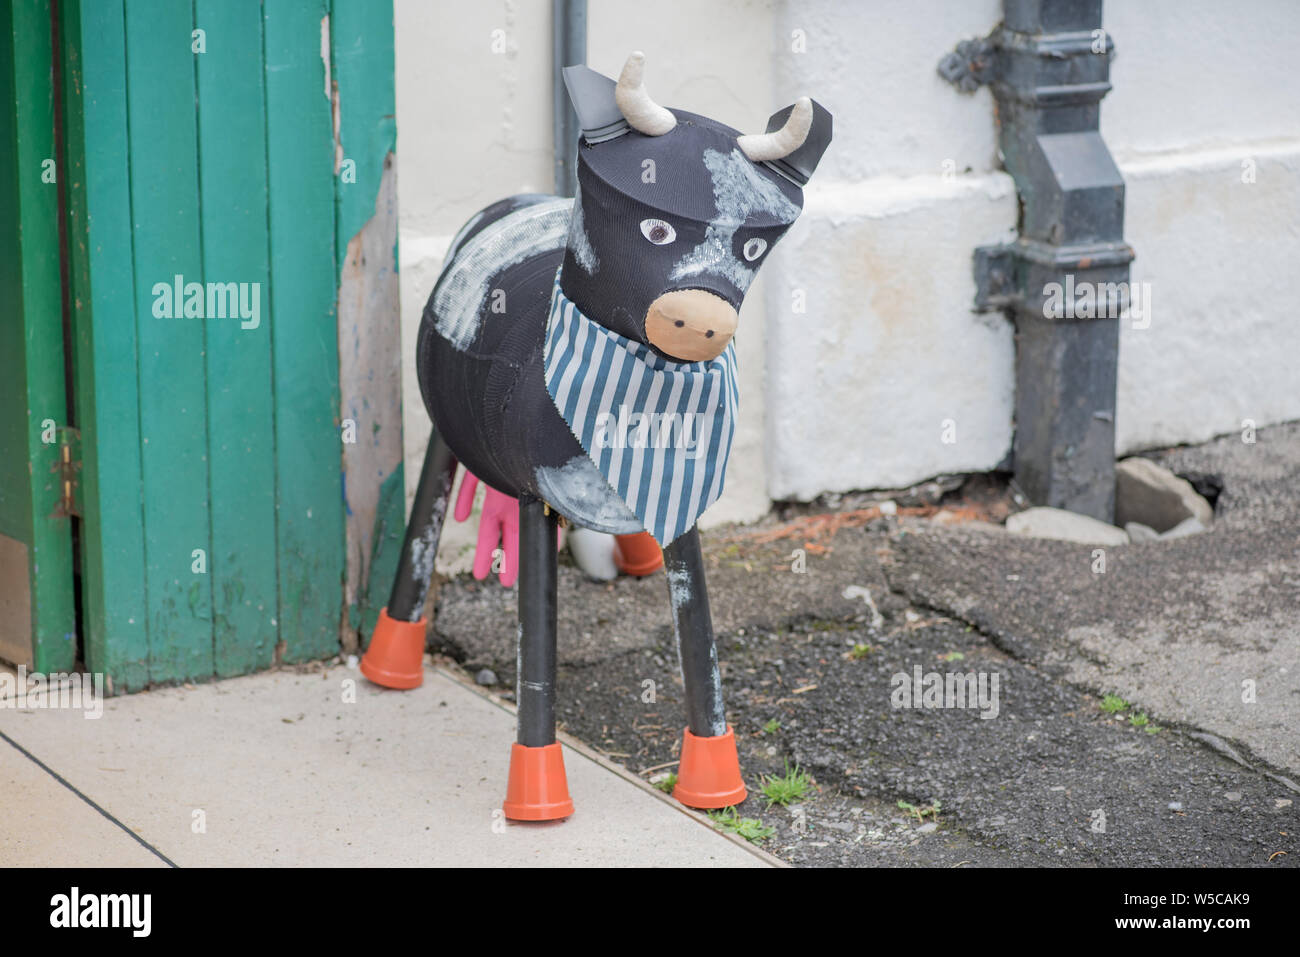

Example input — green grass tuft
[653,772,678,794]
[708,806,776,843]
[760,761,814,808]
[1100,693,1130,714]
[897,798,942,823]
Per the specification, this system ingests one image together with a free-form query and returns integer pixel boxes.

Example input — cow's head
[561,53,832,362]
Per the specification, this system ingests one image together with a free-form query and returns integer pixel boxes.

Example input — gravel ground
[542,614,1295,867]
[428,425,1299,867]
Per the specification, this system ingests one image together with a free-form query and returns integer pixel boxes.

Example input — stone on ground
[1115,456,1214,531]
[1006,506,1129,545]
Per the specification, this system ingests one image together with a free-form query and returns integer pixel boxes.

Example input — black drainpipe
[552,0,587,198]
[939,0,1134,522]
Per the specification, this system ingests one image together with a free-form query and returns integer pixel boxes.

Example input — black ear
[561,65,629,143]
[763,98,833,186]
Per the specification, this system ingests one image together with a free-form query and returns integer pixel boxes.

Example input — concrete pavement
[0,662,773,868]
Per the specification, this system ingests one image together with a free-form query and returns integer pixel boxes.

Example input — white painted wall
[394,0,1300,566]
[1103,0,1300,455]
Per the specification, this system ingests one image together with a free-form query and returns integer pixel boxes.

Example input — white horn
[738,97,813,162]
[614,52,676,136]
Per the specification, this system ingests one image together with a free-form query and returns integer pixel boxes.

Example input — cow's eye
[743,237,767,261]
[640,218,676,245]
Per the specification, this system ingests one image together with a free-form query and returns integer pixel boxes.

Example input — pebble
[1225,791,1242,801]
[1124,522,1160,542]
[1115,457,1214,530]
[917,822,938,834]
[1167,801,1183,810]
[475,668,498,686]
[1006,507,1130,545]
[1160,516,1206,540]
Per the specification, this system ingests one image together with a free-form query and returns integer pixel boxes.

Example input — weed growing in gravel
[760,761,814,808]
[1099,696,1164,732]
[761,718,781,735]
[1100,693,1130,714]
[848,643,873,660]
[897,799,942,824]
[653,772,677,794]
[1128,712,1163,733]
[708,807,776,843]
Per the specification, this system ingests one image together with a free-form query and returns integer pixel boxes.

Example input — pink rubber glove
[454,471,520,587]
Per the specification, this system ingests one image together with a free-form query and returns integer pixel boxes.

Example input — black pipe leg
[663,527,727,737]
[502,495,573,820]
[516,495,559,747]
[387,428,457,622]
[359,429,455,690]
[663,526,747,808]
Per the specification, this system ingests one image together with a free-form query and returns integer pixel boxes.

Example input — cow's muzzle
[644,289,738,362]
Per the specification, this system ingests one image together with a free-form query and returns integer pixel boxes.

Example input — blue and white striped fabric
[543,270,738,547]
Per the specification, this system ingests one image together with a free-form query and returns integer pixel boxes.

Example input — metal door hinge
[51,427,82,519]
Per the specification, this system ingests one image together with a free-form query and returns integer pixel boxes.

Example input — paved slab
[0,664,770,867]
[0,735,165,867]
[886,423,1300,783]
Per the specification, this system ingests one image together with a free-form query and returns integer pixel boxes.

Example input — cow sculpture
[360,53,831,820]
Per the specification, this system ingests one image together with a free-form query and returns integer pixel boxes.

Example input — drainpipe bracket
[939,23,1115,102]
[975,239,1136,317]
[937,35,997,93]
[973,244,1021,311]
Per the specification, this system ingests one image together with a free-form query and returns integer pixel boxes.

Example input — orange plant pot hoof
[614,531,663,577]
[503,742,575,821]
[359,608,426,689]
[673,726,747,809]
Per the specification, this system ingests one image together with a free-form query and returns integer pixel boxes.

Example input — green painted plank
[61,0,149,690]
[12,0,75,672]
[194,0,277,677]
[264,0,345,661]
[123,0,212,683]
[0,0,35,545]
[359,467,404,638]
[329,0,396,265]
[330,0,402,640]
[0,0,76,671]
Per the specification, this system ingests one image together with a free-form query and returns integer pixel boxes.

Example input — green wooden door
[0,0,77,673]
[15,0,404,692]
